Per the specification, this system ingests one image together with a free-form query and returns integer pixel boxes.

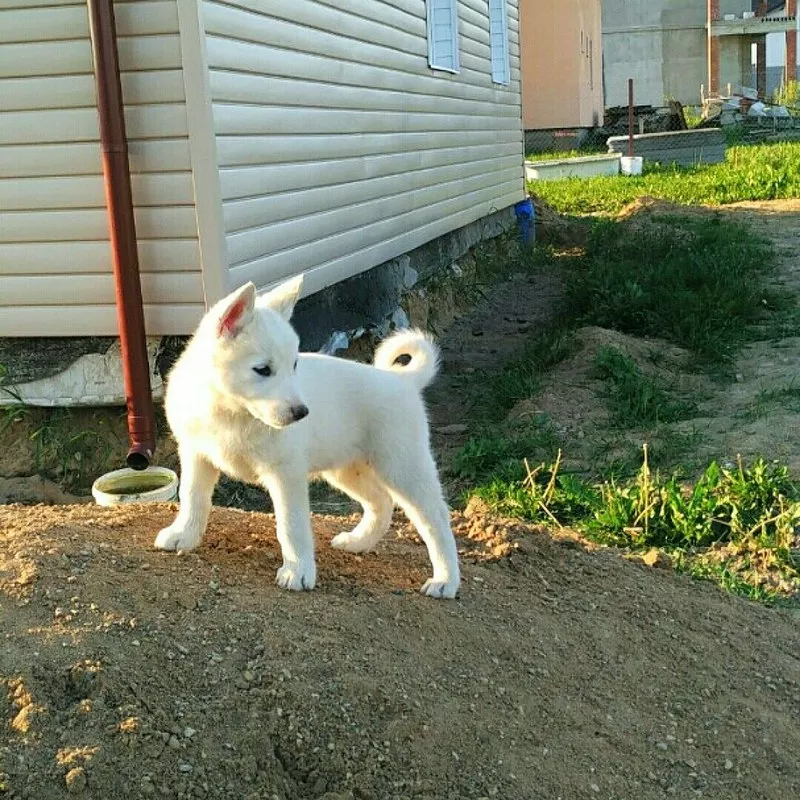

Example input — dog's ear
[260,274,304,321]
[217,282,256,339]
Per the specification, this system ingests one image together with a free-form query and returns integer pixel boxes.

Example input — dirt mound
[614,197,716,244]
[507,326,705,438]
[2,503,799,800]
[616,196,714,222]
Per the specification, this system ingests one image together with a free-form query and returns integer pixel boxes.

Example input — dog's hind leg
[155,448,219,552]
[374,452,460,599]
[322,463,394,553]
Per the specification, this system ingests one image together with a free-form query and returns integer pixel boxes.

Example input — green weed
[0,369,29,435]
[682,107,704,129]
[588,427,704,481]
[677,555,782,605]
[467,447,800,603]
[28,409,124,494]
[451,420,562,483]
[472,234,557,287]
[774,79,799,108]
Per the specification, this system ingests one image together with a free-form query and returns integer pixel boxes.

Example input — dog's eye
[294,359,298,372]
[253,364,272,377]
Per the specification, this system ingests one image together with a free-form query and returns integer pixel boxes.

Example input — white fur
[155,276,460,599]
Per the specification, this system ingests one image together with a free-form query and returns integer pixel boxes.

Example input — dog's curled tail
[373,329,441,389]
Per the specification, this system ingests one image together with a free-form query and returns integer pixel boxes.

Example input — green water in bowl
[99,473,174,496]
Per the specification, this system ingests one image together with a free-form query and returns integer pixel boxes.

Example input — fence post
[628,78,635,158]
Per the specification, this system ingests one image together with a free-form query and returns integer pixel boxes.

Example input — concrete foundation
[525,153,621,181]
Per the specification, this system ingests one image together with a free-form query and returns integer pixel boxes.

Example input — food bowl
[91,466,178,506]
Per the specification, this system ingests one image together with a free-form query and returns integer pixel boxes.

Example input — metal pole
[628,78,635,158]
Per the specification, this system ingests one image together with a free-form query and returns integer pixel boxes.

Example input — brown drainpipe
[87,0,156,471]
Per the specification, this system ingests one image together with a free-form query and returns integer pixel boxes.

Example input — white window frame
[489,0,511,86]
[427,0,460,74]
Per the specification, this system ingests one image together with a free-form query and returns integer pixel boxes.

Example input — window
[489,0,510,85]
[427,0,460,73]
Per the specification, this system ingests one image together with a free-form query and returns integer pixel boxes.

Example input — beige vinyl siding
[0,0,203,337]
[203,0,523,297]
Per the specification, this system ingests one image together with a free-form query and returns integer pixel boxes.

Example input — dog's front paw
[154,525,202,552]
[420,576,460,600]
[275,561,316,592]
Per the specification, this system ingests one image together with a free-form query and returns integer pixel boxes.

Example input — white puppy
[155,276,460,599]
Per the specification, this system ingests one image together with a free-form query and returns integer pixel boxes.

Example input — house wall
[720,35,753,89]
[0,0,204,338]
[576,0,604,127]
[603,1,785,107]
[602,0,709,106]
[201,0,524,300]
[602,0,669,107]
[521,0,604,130]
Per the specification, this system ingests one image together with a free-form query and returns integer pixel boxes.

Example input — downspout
[87,0,156,470]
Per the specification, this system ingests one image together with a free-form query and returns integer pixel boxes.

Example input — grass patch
[450,164,798,604]
[468,448,800,603]
[565,215,778,363]
[739,380,800,422]
[451,419,562,484]
[592,346,696,426]
[23,409,125,494]
[467,327,577,423]
[533,141,800,215]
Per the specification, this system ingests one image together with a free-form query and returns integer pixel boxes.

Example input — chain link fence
[523,82,800,168]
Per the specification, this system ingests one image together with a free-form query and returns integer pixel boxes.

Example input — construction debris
[603,103,688,136]
[701,87,800,131]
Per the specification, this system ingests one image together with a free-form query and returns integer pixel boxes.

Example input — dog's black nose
[291,404,309,422]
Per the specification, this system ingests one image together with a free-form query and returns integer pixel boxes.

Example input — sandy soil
[2,200,800,800]
[2,502,799,800]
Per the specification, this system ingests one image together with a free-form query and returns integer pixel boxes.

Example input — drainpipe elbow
[126,413,155,470]
[126,445,153,472]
